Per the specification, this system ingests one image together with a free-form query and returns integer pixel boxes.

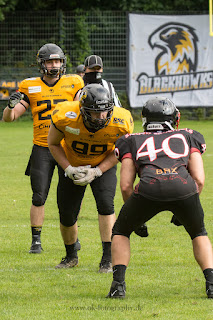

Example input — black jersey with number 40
[115,128,206,201]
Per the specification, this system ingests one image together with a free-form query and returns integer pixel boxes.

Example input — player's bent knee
[189,228,208,240]
[112,230,130,239]
[112,224,131,239]
[59,215,77,227]
[32,194,46,206]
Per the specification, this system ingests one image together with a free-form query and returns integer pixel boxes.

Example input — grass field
[0,119,213,320]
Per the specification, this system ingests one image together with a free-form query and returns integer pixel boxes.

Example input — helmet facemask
[40,59,66,78]
[81,104,113,131]
[37,43,66,77]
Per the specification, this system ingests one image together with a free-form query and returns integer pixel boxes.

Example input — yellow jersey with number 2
[19,74,84,147]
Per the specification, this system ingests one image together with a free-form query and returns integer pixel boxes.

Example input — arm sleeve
[114,135,132,162]
[190,130,206,155]
[19,80,30,104]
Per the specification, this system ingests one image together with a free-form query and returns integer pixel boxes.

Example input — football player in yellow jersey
[48,83,134,272]
[2,43,84,254]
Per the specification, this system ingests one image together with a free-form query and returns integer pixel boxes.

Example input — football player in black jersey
[106,97,213,299]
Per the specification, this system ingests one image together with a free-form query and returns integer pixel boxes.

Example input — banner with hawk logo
[128,14,213,108]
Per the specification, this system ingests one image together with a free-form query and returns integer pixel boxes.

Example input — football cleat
[134,223,149,237]
[206,281,213,298]
[29,238,43,254]
[99,259,112,273]
[106,281,126,298]
[55,256,78,269]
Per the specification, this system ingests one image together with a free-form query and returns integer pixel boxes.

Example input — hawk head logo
[148,22,198,75]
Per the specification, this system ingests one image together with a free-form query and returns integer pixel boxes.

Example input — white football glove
[8,92,24,109]
[64,165,91,180]
[73,167,103,186]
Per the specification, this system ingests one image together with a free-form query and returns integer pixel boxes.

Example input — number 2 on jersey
[38,99,67,120]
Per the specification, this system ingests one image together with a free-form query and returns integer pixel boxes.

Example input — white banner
[128,14,213,108]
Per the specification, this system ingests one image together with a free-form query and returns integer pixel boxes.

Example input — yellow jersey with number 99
[51,101,134,167]
[19,74,84,147]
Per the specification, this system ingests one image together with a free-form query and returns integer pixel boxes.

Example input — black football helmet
[80,84,114,131]
[37,43,66,77]
[142,97,180,131]
[76,64,85,73]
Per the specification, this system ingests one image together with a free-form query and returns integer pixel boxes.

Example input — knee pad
[59,212,78,227]
[32,193,46,207]
[190,228,208,240]
[97,200,114,216]
[112,223,131,239]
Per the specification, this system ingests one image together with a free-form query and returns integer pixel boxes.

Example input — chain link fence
[0,10,212,120]
[0,10,127,118]
[0,11,127,86]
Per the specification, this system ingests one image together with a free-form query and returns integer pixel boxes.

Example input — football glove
[73,167,103,186]
[8,92,24,109]
[64,165,90,180]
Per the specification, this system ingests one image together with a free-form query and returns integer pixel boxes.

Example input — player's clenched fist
[8,92,24,109]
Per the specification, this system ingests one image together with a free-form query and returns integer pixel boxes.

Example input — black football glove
[8,92,24,109]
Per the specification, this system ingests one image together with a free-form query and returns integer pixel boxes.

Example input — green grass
[0,120,213,320]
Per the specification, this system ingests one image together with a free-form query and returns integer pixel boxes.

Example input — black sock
[31,226,42,240]
[102,241,111,261]
[113,265,127,283]
[65,244,78,258]
[203,268,213,283]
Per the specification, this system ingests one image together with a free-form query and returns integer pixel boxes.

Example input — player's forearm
[2,106,15,122]
[120,158,136,202]
[98,151,118,173]
[188,152,205,195]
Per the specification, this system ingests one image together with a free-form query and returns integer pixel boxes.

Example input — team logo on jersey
[156,167,178,175]
[65,126,80,135]
[136,22,213,96]
[28,86,41,93]
[113,117,124,125]
[104,133,119,137]
[65,111,77,119]
[61,85,74,88]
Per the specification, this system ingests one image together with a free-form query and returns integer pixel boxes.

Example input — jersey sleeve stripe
[121,153,133,160]
[190,147,201,154]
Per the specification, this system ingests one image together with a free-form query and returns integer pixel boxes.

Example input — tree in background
[0,0,17,21]
[0,0,208,19]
